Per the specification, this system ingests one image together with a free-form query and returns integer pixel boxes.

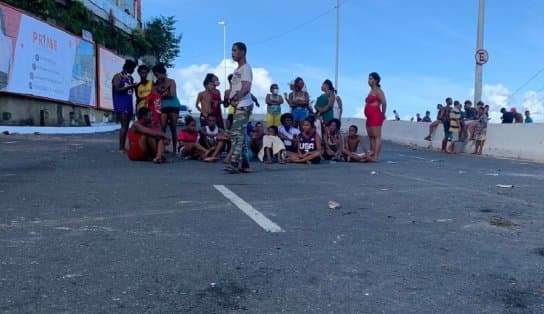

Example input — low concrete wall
[251,114,544,163]
[0,94,113,127]
[344,118,544,163]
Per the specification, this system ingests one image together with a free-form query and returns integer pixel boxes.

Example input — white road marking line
[214,185,284,233]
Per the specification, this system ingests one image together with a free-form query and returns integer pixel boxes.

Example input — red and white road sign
[475,49,489,65]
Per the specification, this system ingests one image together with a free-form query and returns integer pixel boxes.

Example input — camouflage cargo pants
[230,105,252,168]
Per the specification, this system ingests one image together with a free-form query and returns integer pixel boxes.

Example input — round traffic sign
[475,49,489,65]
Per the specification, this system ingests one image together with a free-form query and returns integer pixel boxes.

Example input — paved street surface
[1,132,543,313]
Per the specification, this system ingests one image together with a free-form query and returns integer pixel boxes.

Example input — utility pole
[474,0,486,104]
[334,0,340,91]
[218,20,227,115]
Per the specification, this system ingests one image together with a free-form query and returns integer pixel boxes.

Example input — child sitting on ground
[287,118,322,164]
[323,118,343,161]
[258,126,287,164]
[199,116,230,162]
[178,116,209,160]
[127,108,169,163]
[278,113,300,152]
[342,125,369,162]
[472,105,488,155]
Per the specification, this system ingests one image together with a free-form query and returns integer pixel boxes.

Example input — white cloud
[170,59,273,115]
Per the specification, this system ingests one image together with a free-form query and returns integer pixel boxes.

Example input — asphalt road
[1,132,543,313]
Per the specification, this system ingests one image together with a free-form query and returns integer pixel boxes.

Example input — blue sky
[142,0,544,122]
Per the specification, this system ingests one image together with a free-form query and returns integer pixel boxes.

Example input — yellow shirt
[136,80,153,110]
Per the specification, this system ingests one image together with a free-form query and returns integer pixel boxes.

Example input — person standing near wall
[112,59,137,153]
[364,72,387,162]
[225,42,253,174]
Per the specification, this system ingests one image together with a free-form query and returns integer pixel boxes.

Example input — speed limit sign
[475,49,489,65]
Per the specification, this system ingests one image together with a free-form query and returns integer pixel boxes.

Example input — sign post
[473,0,486,104]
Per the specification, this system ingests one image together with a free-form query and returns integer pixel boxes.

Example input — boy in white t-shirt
[278,113,300,153]
[225,42,253,173]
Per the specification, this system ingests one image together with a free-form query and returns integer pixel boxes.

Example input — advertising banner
[0,3,96,106]
[97,47,125,110]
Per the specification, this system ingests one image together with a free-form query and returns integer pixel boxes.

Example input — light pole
[218,20,227,91]
[218,20,227,116]
[473,0,485,104]
[334,0,340,91]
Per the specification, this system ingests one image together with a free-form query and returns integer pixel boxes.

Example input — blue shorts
[292,107,308,122]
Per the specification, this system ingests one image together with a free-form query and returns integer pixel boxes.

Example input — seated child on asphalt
[323,118,343,161]
[178,116,209,160]
[342,125,369,162]
[127,108,168,163]
[278,113,300,153]
[287,118,322,164]
[258,125,287,164]
[200,116,230,162]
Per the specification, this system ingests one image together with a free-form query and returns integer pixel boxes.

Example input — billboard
[0,3,96,106]
[97,47,126,110]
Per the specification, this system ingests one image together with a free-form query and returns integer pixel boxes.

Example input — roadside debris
[496,184,514,188]
[328,201,341,209]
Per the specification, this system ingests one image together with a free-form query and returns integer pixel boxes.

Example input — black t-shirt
[501,112,514,124]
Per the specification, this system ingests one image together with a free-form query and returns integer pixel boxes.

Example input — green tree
[144,16,182,68]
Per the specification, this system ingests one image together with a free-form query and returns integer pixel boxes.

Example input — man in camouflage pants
[226,42,253,173]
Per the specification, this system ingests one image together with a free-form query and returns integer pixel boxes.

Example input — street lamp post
[218,20,227,116]
[473,0,485,104]
[334,0,340,91]
[218,20,227,91]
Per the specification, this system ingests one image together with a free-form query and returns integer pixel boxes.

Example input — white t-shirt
[230,64,253,107]
[278,125,300,146]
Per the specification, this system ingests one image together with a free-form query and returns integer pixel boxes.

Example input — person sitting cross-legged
[200,116,230,162]
[178,116,210,160]
[342,125,369,162]
[258,126,287,164]
[127,108,169,163]
[287,118,322,164]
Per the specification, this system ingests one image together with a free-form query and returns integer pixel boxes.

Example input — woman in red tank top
[364,72,387,161]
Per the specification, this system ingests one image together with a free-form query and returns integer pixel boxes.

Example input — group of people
[112,42,388,171]
[423,98,489,155]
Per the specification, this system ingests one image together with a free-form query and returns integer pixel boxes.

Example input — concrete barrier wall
[252,114,544,163]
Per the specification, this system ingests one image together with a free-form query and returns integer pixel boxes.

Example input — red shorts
[127,132,147,161]
[364,105,384,127]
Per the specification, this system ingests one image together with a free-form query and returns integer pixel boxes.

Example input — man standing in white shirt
[226,42,253,173]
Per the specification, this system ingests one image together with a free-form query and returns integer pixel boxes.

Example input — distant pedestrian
[500,108,514,124]
[422,110,432,122]
[393,110,400,121]
[446,101,461,154]
[112,59,137,153]
[525,110,533,123]
[424,104,444,140]
[226,42,253,174]
[472,105,488,155]
[364,72,387,161]
[440,98,453,152]
[416,113,422,122]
